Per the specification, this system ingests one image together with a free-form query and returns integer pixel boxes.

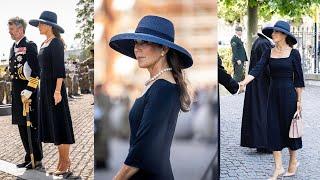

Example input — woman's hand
[54,91,62,105]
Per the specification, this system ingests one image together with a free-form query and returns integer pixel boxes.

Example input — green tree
[219,0,320,58]
[75,0,94,50]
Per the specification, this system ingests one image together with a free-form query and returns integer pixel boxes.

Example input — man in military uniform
[230,26,247,82]
[0,71,5,104]
[65,62,73,98]
[72,61,80,96]
[3,66,12,104]
[79,64,90,94]
[82,48,94,95]
[8,17,43,169]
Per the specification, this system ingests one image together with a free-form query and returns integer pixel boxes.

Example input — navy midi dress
[38,38,75,145]
[249,48,305,151]
[125,79,180,180]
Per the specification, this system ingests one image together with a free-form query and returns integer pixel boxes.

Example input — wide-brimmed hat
[29,11,64,33]
[109,15,193,69]
[262,20,297,45]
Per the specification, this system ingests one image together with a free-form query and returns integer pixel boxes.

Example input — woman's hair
[166,49,193,112]
[285,36,295,48]
[52,27,66,48]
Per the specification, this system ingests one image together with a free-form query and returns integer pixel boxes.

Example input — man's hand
[21,89,32,100]
[237,60,241,65]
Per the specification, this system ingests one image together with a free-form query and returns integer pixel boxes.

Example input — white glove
[21,89,32,100]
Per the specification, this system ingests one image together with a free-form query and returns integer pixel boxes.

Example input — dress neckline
[137,79,178,99]
[40,37,56,49]
[270,48,294,59]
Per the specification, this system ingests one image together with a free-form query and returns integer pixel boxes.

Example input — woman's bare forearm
[55,78,63,92]
[114,164,139,180]
[295,87,302,102]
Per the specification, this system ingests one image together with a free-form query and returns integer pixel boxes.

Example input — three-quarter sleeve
[292,49,305,87]
[25,42,40,92]
[249,49,270,78]
[51,39,66,79]
[124,83,178,174]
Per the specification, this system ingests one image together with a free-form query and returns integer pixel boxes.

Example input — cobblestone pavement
[0,94,94,180]
[220,85,320,179]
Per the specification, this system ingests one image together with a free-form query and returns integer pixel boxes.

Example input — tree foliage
[75,0,94,50]
[218,0,320,24]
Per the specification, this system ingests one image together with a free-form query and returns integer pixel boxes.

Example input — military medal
[17,55,23,62]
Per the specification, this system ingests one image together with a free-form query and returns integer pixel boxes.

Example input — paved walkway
[220,85,320,179]
[0,94,94,180]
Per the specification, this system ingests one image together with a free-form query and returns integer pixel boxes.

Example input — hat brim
[29,19,64,33]
[262,27,297,45]
[109,33,193,69]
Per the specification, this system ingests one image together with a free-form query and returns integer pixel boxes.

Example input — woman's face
[134,40,164,68]
[38,23,52,35]
[271,30,287,43]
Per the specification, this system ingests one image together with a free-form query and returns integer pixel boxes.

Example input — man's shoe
[25,161,43,169]
[16,161,30,168]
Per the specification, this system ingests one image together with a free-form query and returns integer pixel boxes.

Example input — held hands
[237,81,246,94]
[54,91,62,105]
[237,60,241,65]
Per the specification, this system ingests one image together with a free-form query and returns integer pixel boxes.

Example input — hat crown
[135,15,175,42]
[274,20,290,32]
[39,11,58,24]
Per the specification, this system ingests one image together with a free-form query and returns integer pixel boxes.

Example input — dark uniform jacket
[9,37,40,125]
[231,35,247,62]
[218,55,239,94]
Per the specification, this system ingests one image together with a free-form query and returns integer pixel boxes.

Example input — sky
[0,0,81,60]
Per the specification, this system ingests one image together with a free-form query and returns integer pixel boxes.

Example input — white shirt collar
[235,34,242,40]
[15,36,25,46]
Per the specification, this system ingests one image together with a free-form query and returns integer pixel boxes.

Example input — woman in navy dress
[240,21,304,179]
[29,11,75,176]
[109,15,193,180]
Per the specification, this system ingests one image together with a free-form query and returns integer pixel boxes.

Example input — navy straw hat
[29,11,64,33]
[262,20,297,45]
[109,15,193,69]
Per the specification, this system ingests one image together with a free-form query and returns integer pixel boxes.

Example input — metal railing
[292,26,320,74]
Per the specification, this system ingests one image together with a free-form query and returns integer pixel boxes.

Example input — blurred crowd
[64,50,94,98]
[94,83,218,169]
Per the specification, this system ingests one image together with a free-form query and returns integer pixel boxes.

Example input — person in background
[240,25,273,153]
[231,26,247,82]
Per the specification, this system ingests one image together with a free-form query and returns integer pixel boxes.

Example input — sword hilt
[22,98,32,116]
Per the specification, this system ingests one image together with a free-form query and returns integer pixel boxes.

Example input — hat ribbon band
[135,27,174,42]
